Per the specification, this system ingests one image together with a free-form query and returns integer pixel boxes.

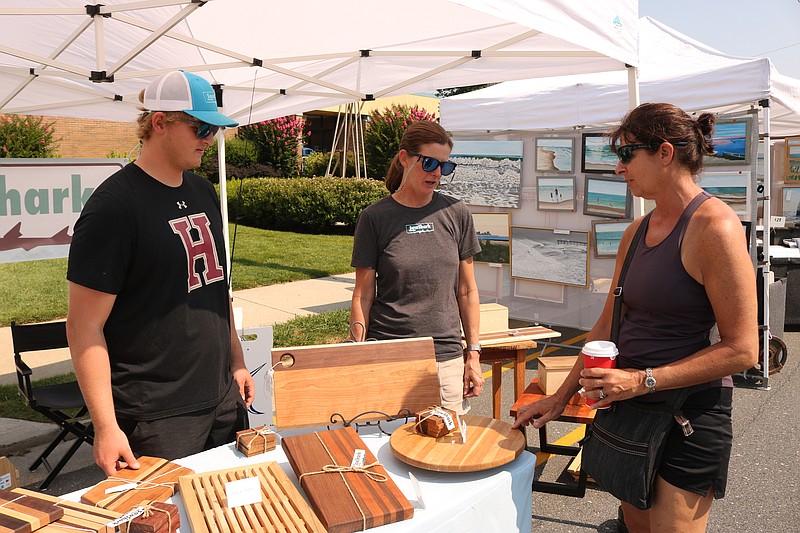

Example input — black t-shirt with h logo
[68,163,231,420]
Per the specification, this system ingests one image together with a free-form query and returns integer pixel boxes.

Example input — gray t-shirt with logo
[351,192,481,361]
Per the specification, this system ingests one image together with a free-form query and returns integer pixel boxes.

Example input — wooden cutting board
[0,489,63,533]
[11,489,120,533]
[272,337,440,429]
[477,326,560,346]
[178,462,325,533]
[80,456,193,512]
[390,415,526,472]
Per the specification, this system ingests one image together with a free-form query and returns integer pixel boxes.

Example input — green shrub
[363,104,436,179]
[0,114,60,158]
[198,137,278,182]
[237,116,307,177]
[225,177,388,234]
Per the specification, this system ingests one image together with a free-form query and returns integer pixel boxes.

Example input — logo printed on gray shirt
[406,222,434,234]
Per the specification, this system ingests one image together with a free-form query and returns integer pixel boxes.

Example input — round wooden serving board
[389,415,526,472]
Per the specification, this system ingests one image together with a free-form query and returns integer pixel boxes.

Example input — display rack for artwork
[591,219,632,258]
[583,175,630,219]
[535,137,574,173]
[536,176,576,212]
[510,226,589,287]
[440,140,523,208]
[473,212,510,264]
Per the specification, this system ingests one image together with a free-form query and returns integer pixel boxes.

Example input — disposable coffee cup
[581,340,618,408]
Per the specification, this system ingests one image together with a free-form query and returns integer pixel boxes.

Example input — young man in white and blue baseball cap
[67,70,253,475]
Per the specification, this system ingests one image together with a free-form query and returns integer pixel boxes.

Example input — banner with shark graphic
[0,159,125,264]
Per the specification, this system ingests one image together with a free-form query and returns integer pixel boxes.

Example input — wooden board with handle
[0,489,63,533]
[477,326,561,346]
[8,489,120,533]
[80,456,193,512]
[272,337,440,429]
[178,461,325,533]
[390,415,526,472]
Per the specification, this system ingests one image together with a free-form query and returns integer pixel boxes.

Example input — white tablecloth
[65,425,535,532]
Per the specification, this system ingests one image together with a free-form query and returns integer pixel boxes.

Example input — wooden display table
[477,327,561,419]
[510,379,594,497]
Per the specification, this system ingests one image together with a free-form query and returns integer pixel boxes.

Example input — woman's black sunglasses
[617,141,688,164]
[407,151,457,176]
[178,117,220,139]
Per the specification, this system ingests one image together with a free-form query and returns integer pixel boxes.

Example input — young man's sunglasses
[407,151,457,176]
[177,117,220,139]
[616,141,688,164]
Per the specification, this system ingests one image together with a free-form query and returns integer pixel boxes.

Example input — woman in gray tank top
[514,103,758,532]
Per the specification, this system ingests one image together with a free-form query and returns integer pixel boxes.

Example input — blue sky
[639,0,800,79]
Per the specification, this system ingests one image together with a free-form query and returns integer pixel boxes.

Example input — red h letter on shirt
[169,214,225,292]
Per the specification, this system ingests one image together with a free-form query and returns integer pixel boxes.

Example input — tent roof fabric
[440,17,800,137]
[0,0,638,125]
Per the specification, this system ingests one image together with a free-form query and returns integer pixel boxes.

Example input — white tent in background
[441,17,800,136]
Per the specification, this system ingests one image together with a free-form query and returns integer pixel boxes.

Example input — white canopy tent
[441,17,800,387]
[0,0,642,274]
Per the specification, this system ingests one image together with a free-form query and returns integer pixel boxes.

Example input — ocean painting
[698,171,750,215]
[705,118,750,166]
[592,220,632,258]
[584,176,630,219]
[537,176,576,211]
[473,212,510,264]
[439,140,523,208]
[786,137,800,181]
[535,137,574,173]
[581,133,618,173]
[511,226,589,287]
[782,187,800,225]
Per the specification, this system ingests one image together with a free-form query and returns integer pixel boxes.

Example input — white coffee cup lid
[582,340,618,358]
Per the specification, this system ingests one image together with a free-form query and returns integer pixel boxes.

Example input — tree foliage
[363,104,436,180]
[0,114,60,158]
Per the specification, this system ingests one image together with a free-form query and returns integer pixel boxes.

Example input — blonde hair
[135,88,183,141]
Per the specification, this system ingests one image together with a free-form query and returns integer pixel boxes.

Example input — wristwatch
[466,343,482,354]
[645,368,657,393]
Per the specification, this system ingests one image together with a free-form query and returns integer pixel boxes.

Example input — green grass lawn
[0,224,354,326]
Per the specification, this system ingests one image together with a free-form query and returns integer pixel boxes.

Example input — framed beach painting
[786,137,800,182]
[583,176,631,219]
[698,171,750,216]
[591,219,632,258]
[472,212,510,264]
[439,140,523,208]
[535,137,574,173]
[705,117,751,166]
[581,133,617,174]
[536,176,576,212]
[781,187,800,225]
[510,226,589,287]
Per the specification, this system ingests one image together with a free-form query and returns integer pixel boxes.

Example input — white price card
[409,472,426,509]
[225,476,262,508]
[351,449,366,468]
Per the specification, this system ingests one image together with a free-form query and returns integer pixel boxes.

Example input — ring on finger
[598,390,606,400]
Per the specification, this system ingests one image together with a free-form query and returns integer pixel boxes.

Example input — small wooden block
[127,502,179,533]
[415,408,458,438]
[283,426,414,532]
[80,456,194,512]
[0,489,64,533]
[235,426,277,456]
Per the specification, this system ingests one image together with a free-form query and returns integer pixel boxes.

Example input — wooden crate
[12,488,121,533]
[80,456,193,512]
[538,356,578,395]
[0,488,63,532]
[178,462,325,533]
[479,303,509,333]
[272,337,440,429]
[282,426,414,532]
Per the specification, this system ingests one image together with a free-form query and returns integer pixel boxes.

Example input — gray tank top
[618,191,730,393]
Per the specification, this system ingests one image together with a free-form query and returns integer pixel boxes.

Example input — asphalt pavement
[1,273,798,531]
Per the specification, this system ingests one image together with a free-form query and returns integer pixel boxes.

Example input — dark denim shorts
[659,386,733,498]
